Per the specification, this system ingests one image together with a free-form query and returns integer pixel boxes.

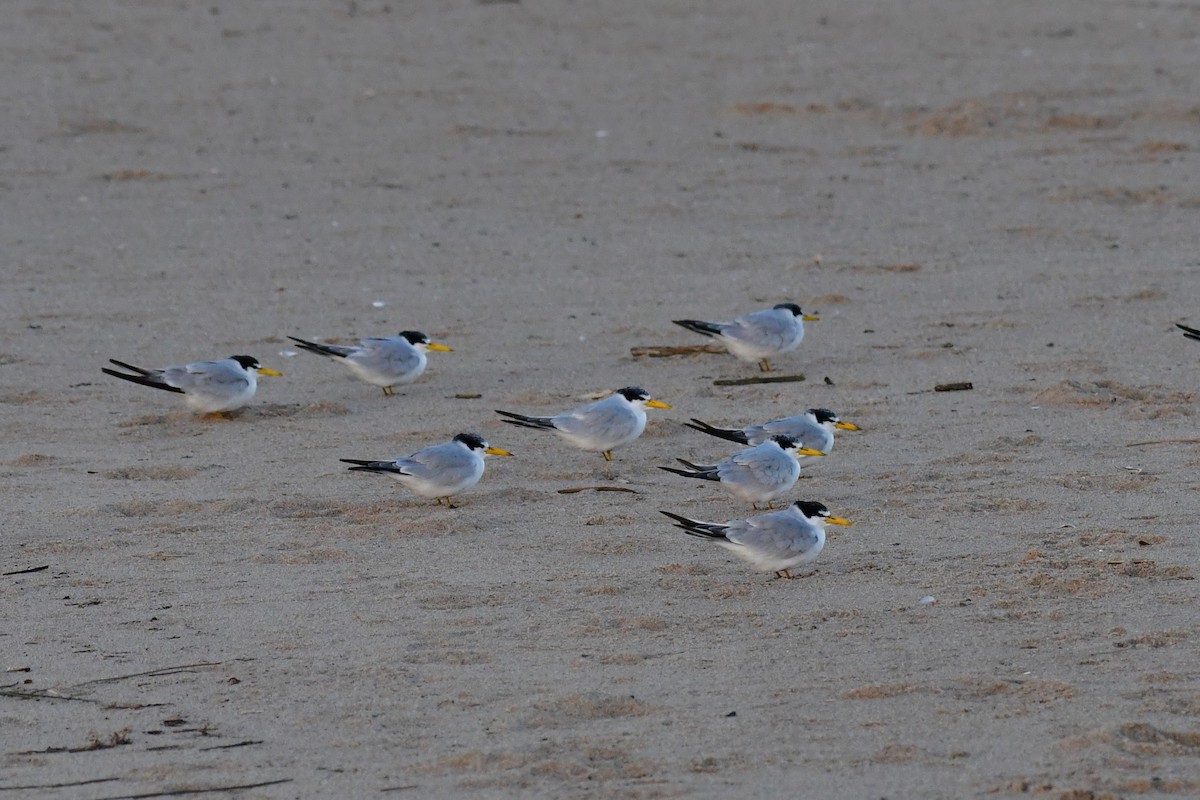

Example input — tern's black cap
[617,386,651,402]
[811,408,839,424]
[399,331,431,345]
[230,355,261,370]
[793,500,831,518]
[453,432,488,450]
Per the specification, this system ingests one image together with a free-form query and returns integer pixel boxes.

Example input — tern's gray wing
[391,442,470,481]
[552,396,632,438]
[718,445,797,486]
[723,308,798,350]
[725,512,819,559]
[163,360,249,393]
[349,338,422,375]
[758,417,832,453]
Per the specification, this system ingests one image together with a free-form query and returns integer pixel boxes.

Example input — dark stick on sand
[713,374,805,386]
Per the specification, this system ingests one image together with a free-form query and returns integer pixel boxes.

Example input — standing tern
[658,434,825,509]
[686,408,860,454]
[287,331,452,395]
[660,500,852,579]
[496,387,671,461]
[340,432,512,507]
[673,302,818,372]
[102,355,282,416]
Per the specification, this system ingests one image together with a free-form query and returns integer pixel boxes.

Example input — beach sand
[3,1,1198,797]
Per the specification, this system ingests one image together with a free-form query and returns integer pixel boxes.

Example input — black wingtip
[342,460,403,474]
[294,338,337,354]
[659,512,728,540]
[673,319,721,337]
[659,464,718,481]
[685,419,749,445]
[107,358,152,375]
[101,367,183,393]
[1177,323,1200,341]
[495,409,554,429]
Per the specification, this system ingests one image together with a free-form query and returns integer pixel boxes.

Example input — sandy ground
[3,1,1200,797]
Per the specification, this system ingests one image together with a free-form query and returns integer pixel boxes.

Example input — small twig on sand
[713,374,805,386]
[68,662,225,690]
[557,486,639,494]
[907,381,974,395]
[94,780,293,800]
[2,565,49,576]
[198,740,263,751]
[1125,438,1200,447]
[14,729,131,755]
[0,777,121,792]
[0,688,97,703]
[631,344,725,358]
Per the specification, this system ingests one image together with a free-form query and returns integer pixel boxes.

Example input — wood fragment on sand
[88,778,294,798]
[1125,438,1200,447]
[908,381,974,395]
[713,374,805,386]
[557,486,639,494]
[3,564,49,576]
[630,344,726,358]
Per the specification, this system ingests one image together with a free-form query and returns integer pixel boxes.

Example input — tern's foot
[771,569,814,581]
[602,451,613,462]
